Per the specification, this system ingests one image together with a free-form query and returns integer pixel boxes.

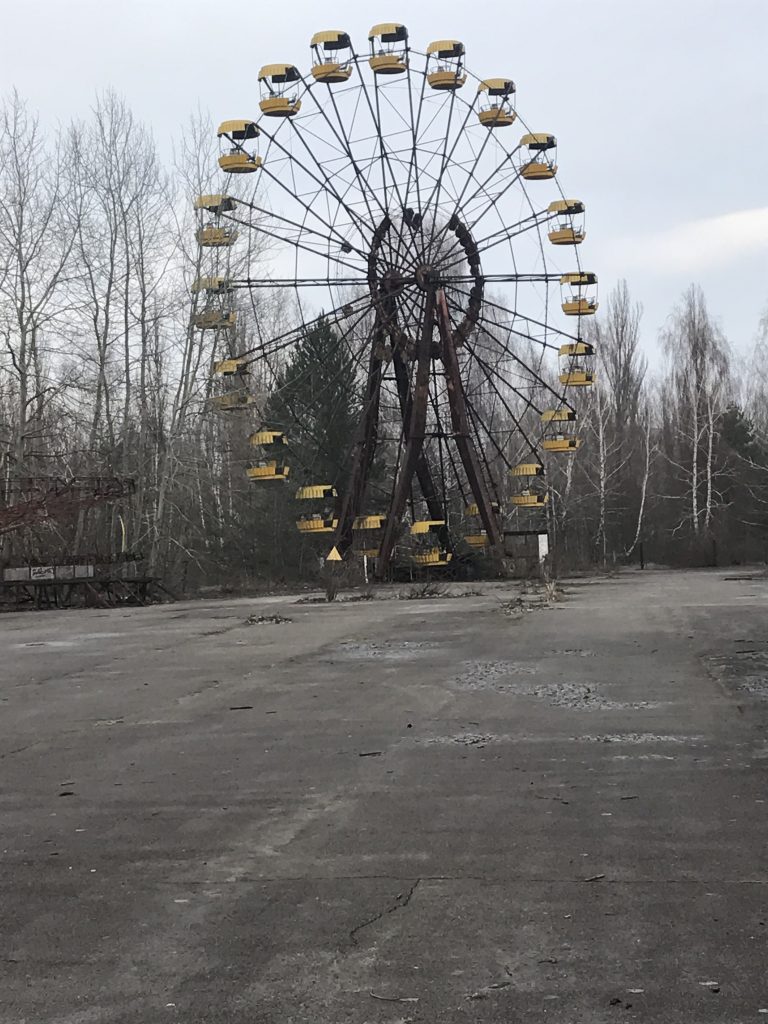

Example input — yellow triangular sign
[326,546,342,562]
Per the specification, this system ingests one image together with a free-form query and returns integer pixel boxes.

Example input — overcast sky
[4,0,767,362]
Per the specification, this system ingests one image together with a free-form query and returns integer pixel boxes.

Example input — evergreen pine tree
[266,317,360,488]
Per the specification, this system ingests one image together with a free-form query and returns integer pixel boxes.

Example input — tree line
[1,91,766,592]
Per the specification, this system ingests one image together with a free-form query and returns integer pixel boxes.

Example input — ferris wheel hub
[415,264,438,291]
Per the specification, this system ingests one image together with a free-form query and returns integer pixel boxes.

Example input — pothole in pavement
[535,684,662,710]
[451,663,661,709]
[451,661,537,688]
[423,732,510,748]
[573,733,704,744]
[548,648,597,657]
[329,640,439,661]
[705,652,768,699]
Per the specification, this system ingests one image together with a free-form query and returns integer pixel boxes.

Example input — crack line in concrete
[348,877,421,945]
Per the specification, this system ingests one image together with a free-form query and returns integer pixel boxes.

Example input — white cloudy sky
[4,0,767,359]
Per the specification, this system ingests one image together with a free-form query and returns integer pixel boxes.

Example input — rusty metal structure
[0,477,164,609]
[200,26,597,577]
[0,477,135,536]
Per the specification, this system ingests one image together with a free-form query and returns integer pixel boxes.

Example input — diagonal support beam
[391,349,445,527]
[330,319,385,558]
[435,289,504,554]
[375,289,437,577]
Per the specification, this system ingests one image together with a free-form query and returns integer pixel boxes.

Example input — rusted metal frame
[369,218,443,528]
[435,289,503,553]
[330,318,385,558]
[390,348,446,531]
[375,288,437,577]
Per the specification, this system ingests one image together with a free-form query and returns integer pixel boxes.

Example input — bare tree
[0,92,78,480]
[662,285,730,538]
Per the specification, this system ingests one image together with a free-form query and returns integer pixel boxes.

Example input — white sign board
[537,534,549,562]
[30,566,55,581]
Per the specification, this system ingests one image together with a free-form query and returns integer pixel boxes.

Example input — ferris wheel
[192,24,597,576]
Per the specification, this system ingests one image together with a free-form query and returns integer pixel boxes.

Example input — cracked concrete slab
[2,570,768,1022]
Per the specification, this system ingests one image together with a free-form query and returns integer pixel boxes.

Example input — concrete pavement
[1,570,767,1022]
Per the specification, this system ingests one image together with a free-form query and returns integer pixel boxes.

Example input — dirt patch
[705,651,768,700]
[450,662,661,709]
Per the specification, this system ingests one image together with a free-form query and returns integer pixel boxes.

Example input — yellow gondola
[353,514,387,530]
[191,276,230,294]
[558,342,594,358]
[409,519,451,566]
[511,490,548,507]
[410,519,446,535]
[249,429,286,447]
[560,272,598,316]
[296,515,339,533]
[294,484,337,535]
[295,484,337,501]
[464,501,501,517]
[510,459,547,511]
[426,40,466,91]
[464,533,489,549]
[212,357,247,376]
[368,23,408,75]
[194,194,235,214]
[560,370,595,387]
[219,152,262,173]
[477,79,516,127]
[311,30,353,83]
[247,429,290,480]
[210,393,257,411]
[194,310,236,330]
[217,120,262,173]
[246,461,290,482]
[510,462,544,477]
[541,407,577,424]
[412,547,453,567]
[196,226,239,248]
[541,435,582,453]
[520,133,557,180]
[352,514,386,558]
[259,65,302,117]
[548,199,585,245]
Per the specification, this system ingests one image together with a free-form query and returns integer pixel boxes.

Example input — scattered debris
[499,596,529,618]
[346,588,376,602]
[358,750,383,758]
[370,992,419,1003]
[401,582,449,600]
[245,614,292,625]
[584,873,606,882]
[229,705,254,711]
[469,982,512,1000]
